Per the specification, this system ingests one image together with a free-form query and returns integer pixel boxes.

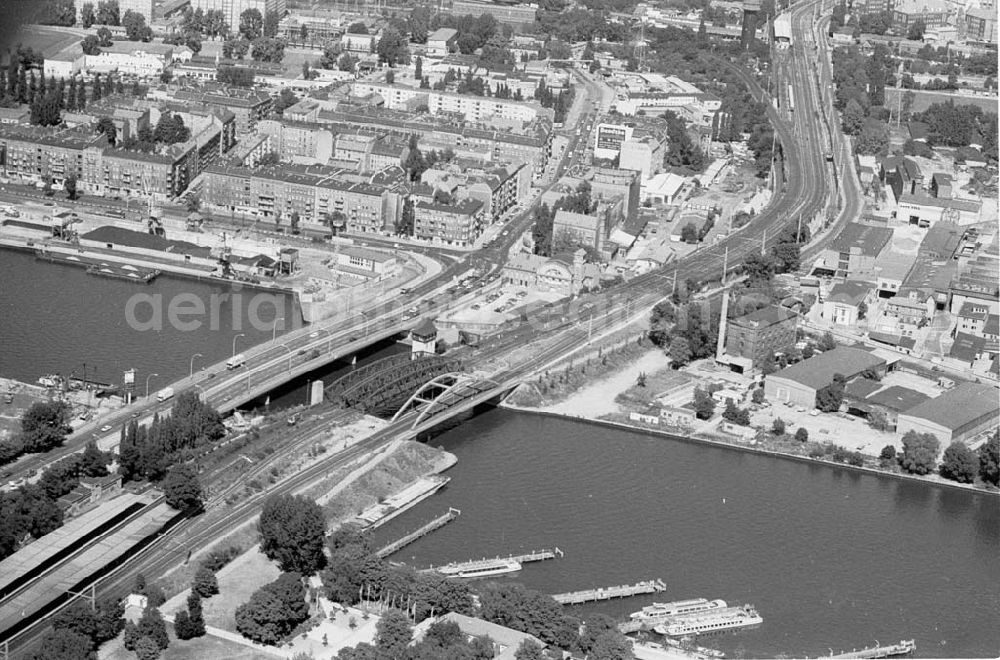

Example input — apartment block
[413,199,485,247]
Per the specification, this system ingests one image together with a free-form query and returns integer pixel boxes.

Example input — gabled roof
[769,346,885,390]
[827,281,872,306]
[949,332,985,363]
[900,382,998,430]
[865,385,929,413]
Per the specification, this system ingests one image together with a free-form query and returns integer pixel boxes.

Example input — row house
[201,164,402,233]
[169,88,272,133]
[413,199,485,247]
[349,82,548,125]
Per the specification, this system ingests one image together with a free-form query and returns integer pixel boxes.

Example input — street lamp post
[189,353,203,379]
[145,373,159,398]
[232,333,245,357]
[279,345,293,373]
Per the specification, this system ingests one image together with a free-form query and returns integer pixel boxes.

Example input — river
[0,249,408,399]
[373,410,1000,659]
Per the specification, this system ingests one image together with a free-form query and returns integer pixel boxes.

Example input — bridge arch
[325,353,463,417]
[391,372,500,428]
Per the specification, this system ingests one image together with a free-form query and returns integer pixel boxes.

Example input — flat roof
[770,346,885,391]
[0,491,154,594]
[865,385,929,413]
[82,226,213,258]
[828,223,893,257]
[900,382,999,430]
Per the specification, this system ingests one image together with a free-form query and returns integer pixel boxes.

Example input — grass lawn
[18,26,80,58]
[103,633,281,660]
[201,546,281,632]
[885,88,998,114]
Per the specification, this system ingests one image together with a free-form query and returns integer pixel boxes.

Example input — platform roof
[0,502,177,636]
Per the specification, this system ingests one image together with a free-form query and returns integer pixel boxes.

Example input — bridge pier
[310,380,324,406]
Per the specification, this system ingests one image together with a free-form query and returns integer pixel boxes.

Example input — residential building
[426,28,458,57]
[287,101,553,179]
[501,249,600,297]
[594,122,634,160]
[413,198,484,247]
[257,119,335,164]
[815,223,893,280]
[553,209,609,256]
[279,11,346,48]
[95,143,197,199]
[823,281,873,326]
[341,32,377,53]
[722,305,798,372]
[85,42,175,77]
[587,166,641,225]
[965,7,998,43]
[449,0,538,25]
[619,135,666,181]
[885,288,936,326]
[187,0,287,38]
[896,383,999,444]
[349,82,548,125]
[891,0,951,30]
[201,164,403,232]
[956,301,992,336]
[0,125,107,188]
[170,88,272,133]
[764,346,887,408]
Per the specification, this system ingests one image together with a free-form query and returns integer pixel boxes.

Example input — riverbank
[503,404,998,495]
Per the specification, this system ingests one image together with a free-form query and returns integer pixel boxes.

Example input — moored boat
[654,604,762,636]
[630,598,729,623]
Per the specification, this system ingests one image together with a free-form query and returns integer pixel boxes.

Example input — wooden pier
[376,508,461,558]
[420,547,563,573]
[829,640,916,659]
[552,578,666,605]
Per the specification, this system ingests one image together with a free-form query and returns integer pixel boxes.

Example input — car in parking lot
[100,424,113,433]
[517,291,528,298]
[471,304,481,310]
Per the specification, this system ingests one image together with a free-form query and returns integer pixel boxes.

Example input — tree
[818,332,837,352]
[258,494,327,574]
[239,8,263,40]
[193,565,219,598]
[64,174,78,201]
[96,0,120,25]
[899,431,940,475]
[123,10,152,41]
[856,118,890,156]
[668,336,692,366]
[751,388,765,405]
[771,418,786,435]
[51,600,101,646]
[939,442,977,483]
[263,10,280,37]
[907,19,925,41]
[79,442,109,476]
[590,631,635,660]
[82,35,101,55]
[222,38,251,59]
[375,610,412,656]
[722,400,751,426]
[80,2,96,27]
[338,53,360,72]
[185,591,206,638]
[815,375,846,413]
[513,639,545,660]
[680,222,699,243]
[251,36,286,63]
[122,620,140,650]
[19,400,72,453]
[235,573,309,645]
[134,636,161,660]
[29,628,94,660]
[795,427,809,443]
[414,56,423,80]
[693,387,716,420]
[376,26,409,67]
[163,464,204,512]
[137,606,169,650]
[979,432,999,487]
[347,21,368,34]
[841,98,865,135]
[173,610,193,641]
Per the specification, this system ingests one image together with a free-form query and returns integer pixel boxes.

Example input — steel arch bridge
[391,371,500,429]
[325,353,464,417]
